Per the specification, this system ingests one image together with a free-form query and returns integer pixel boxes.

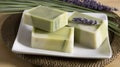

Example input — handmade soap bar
[23,6,68,32]
[31,26,74,53]
[69,12,107,49]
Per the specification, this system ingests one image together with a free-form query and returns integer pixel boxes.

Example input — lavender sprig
[62,0,118,12]
[72,17,98,25]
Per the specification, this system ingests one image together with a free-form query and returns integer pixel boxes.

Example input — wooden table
[0,0,120,67]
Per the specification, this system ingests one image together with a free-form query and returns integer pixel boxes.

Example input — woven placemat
[1,13,120,67]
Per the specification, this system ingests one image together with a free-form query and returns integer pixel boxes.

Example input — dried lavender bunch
[62,0,118,12]
[72,17,98,25]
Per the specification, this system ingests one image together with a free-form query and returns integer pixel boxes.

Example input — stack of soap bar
[23,6,68,32]
[31,26,74,53]
[69,12,107,49]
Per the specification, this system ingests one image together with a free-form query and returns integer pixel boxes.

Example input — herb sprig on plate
[73,17,98,25]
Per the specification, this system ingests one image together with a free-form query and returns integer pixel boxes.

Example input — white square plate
[12,13,112,59]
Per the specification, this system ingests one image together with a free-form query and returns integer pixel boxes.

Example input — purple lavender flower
[84,18,89,23]
[72,17,98,25]
[94,20,97,24]
[88,20,93,24]
[62,0,118,12]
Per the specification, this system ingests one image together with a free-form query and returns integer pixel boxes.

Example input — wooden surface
[0,0,120,67]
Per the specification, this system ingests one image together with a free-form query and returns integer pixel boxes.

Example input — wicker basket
[1,13,120,67]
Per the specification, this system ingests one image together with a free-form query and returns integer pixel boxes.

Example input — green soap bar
[23,5,68,32]
[69,12,107,49]
[31,26,74,53]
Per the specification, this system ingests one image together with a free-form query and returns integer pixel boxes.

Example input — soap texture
[69,12,107,49]
[23,6,68,32]
[31,27,74,53]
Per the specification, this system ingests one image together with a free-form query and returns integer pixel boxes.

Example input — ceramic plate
[12,13,112,59]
